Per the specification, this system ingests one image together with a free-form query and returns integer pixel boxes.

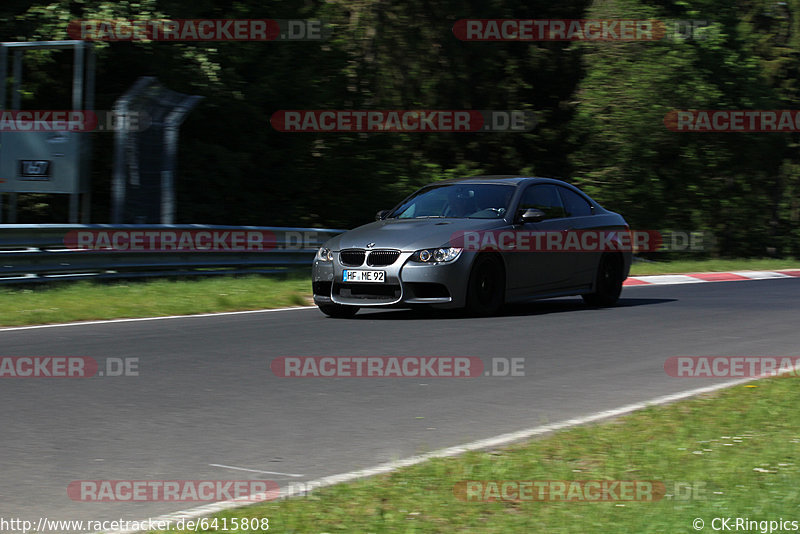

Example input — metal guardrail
[0,224,344,283]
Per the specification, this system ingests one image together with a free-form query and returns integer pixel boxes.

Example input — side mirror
[519,208,546,223]
[375,210,390,220]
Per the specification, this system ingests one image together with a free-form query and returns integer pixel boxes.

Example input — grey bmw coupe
[312,176,632,317]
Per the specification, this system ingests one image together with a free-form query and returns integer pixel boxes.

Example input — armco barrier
[0,224,344,283]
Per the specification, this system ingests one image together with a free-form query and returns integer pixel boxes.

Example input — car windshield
[389,183,514,219]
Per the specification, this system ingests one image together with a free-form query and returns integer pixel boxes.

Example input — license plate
[342,270,385,283]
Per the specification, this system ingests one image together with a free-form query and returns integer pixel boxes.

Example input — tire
[465,254,505,316]
[318,303,359,318]
[582,253,623,307]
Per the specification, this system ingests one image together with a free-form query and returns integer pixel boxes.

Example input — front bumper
[312,251,474,309]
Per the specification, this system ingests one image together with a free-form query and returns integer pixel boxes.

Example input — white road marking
[0,306,317,332]
[209,463,304,477]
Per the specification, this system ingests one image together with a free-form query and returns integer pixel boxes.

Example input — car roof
[430,176,569,186]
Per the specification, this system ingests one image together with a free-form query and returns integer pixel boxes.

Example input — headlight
[411,247,462,264]
[316,247,333,261]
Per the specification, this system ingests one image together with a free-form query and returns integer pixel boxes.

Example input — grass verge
[0,275,311,327]
[152,376,800,533]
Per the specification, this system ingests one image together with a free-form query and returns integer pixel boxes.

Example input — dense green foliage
[1,0,798,256]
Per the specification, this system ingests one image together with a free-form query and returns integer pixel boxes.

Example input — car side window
[518,185,566,219]
[557,187,593,217]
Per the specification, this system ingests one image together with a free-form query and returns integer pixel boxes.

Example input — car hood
[325,218,509,252]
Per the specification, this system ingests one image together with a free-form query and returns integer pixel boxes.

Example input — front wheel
[318,303,360,318]
[582,253,623,306]
[465,255,505,316]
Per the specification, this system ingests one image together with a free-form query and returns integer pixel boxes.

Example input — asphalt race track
[1,278,798,531]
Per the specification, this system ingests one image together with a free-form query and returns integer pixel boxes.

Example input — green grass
[152,377,800,533]
[0,275,311,326]
[1,258,798,327]
[630,257,800,276]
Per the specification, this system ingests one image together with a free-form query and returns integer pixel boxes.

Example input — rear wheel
[582,253,623,306]
[318,303,359,318]
[465,255,505,316]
